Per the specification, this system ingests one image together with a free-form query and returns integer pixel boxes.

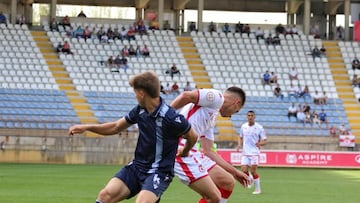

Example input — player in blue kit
[68,71,198,203]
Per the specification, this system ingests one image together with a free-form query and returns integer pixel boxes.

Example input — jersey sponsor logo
[153,174,160,189]
[175,116,182,123]
[206,91,215,101]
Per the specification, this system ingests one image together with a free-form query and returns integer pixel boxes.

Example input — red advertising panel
[217,149,360,169]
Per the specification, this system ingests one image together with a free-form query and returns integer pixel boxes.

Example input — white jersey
[239,122,267,156]
[178,89,224,150]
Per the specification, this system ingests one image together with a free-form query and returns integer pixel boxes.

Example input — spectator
[329,125,338,137]
[135,45,142,58]
[320,91,328,105]
[289,67,298,80]
[304,111,312,125]
[255,27,264,42]
[320,45,327,57]
[270,71,278,84]
[107,56,115,68]
[243,24,251,36]
[275,23,285,35]
[291,25,299,35]
[262,70,271,85]
[113,28,121,40]
[303,103,311,114]
[352,74,359,87]
[149,18,159,30]
[351,57,360,70]
[336,26,344,40]
[74,26,84,39]
[274,84,284,99]
[164,82,171,95]
[189,22,197,32]
[235,21,243,33]
[114,55,122,68]
[171,81,180,95]
[313,90,322,105]
[310,24,320,39]
[127,26,136,40]
[319,109,329,128]
[119,54,129,72]
[287,84,298,98]
[265,34,273,45]
[272,33,281,45]
[166,63,181,79]
[142,45,150,57]
[296,104,306,125]
[61,41,74,55]
[285,25,292,35]
[49,17,58,31]
[128,45,136,57]
[97,27,106,40]
[0,11,7,25]
[312,110,321,127]
[120,26,128,40]
[311,45,321,61]
[83,26,91,40]
[77,10,87,18]
[299,85,311,98]
[208,21,216,32]
[121,45,129,57]
[288,103,297,121]
[338,124,348,135]
[17,14,25,25]
[184,81,194,91]
[223,23,231,33]
[61,15,71,30]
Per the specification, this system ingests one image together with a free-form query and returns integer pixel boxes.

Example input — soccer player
[171,87,250,203]
[237,110,267,195]
[68,71,198,203]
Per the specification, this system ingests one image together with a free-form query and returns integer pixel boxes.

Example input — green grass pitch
[0,163,359,203]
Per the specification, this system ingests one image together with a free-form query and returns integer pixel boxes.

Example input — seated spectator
[310,24,320,39]
[149,19,159,30]
[61,41,74,55]
[107,56,115,68]
[160,82,166,95]
[272,33,281,45]
[107,27,114,39]
[265,34,273,45]
[120,26,128,40]
[312,110,321,127]
[304,111,312,125]
[303,102,311,113]
[142,45,150,57]
[235,21,243,33]
[56,42,63,53]
[0,11,7,25]
[243,24,250,36]
[128,45,136,57]
[329,125,338,137]
[319,109,329,128]
[313,90,322,105]
[299,85,311,98]
[61,15,71,30]
[171,82,180,95]
[320,91,328,105]
[338,124,348,135]
[114,55,122,68]
[49,17,58,31]
[74,26,84,39]
[127,26,136,40]
[166,63,181,79]
[138,20,148,35]
[320,45,327,57]
[223,23,231,33]
[97,27,106,40]
[311,45,321,61]
[208,21,216,32]
[262,70,271,85]
[287,103,297,121]
[351,57,360,70]
[184,81,194,91]
[119,54,129,72]
[77,10,87,18]
[285,25,292,35]
[352,74,359,87]
[255,27,264,42]
[17,14,25,25]
[296,104,306,125]
[83,26,91,40]
[163,83,171,95]
[289,67,298,80]
[270,72,278,84]
[291,25,298,35]
[135,45,142,58]
[113,28,121,40]
[121,45,129,57]
[273,84,284,99]
[287,84,298,98]
[275,23,285,35]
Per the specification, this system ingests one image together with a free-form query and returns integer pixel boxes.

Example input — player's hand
[68,125,86,136]
[176,148,189,157]
[233,170,251,188]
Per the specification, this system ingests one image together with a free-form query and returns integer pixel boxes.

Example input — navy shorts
[114,163,174,199]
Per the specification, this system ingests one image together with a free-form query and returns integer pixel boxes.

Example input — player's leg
[189,176,221,203]
[96,177,131,203]
[240,156,253,188]
[136,172,173,203]
[208,165,235,203]
[250,156,261,194]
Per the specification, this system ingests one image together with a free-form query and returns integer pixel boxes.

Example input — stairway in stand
[31,31,99,137]
[176,36,238,141]
[323,41,360,143]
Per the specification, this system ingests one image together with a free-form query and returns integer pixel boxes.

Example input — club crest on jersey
[175,116,182,123]
[198,164,205,173]
[206,91,215,101]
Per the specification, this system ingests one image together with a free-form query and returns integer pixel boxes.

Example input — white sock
[220,198,227,203]
[254,178,261,191]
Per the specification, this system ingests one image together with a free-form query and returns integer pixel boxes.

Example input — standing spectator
[311,45,321,61]
[287,103,297,121]
[351,57,360,70]
[237,111,267,195]
[255,27,264,42]
[77,10,87,18]
[273,84,284,99]
[142,44,150,57]
[68,71,197,203]
[289,67,298,80]
[189,22,197,32]
[261,70,271,85]
[319,109,329,128]
[0,11,7,25]
[171,82,180,95]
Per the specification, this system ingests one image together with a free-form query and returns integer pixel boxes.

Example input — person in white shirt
[288,67,298,80]
[313,90,322,105]
[237,111,267,195]
[171,87,250,203]
[255,27,264,42]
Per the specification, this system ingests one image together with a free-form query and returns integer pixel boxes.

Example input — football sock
[219,188,233,203]
[198,198,208,203]
[253,174,261,191]
[95,200,104,203]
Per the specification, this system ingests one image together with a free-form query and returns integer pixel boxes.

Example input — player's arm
[256,138,267,148]
[201,137,250,187]
[170,89,199,109]
[68,117,130,136]
[237,135,243,151]
[177,127,198,157]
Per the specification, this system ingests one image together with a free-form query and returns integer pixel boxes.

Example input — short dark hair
[247,110,255,115]
[226,86,246,107]
[129,71,160,98]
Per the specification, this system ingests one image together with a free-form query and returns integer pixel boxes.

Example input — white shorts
[174,153,216,185]
[241,155,260,166]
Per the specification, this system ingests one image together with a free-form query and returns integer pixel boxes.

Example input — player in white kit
[171,87,250,203]
[237,110,267,195]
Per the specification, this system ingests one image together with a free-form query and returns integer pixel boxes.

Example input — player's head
[220,86,246,117]
[129,71,160,106]
[247,110,256,125]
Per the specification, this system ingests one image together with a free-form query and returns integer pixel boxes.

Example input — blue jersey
[125,98,191,175]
